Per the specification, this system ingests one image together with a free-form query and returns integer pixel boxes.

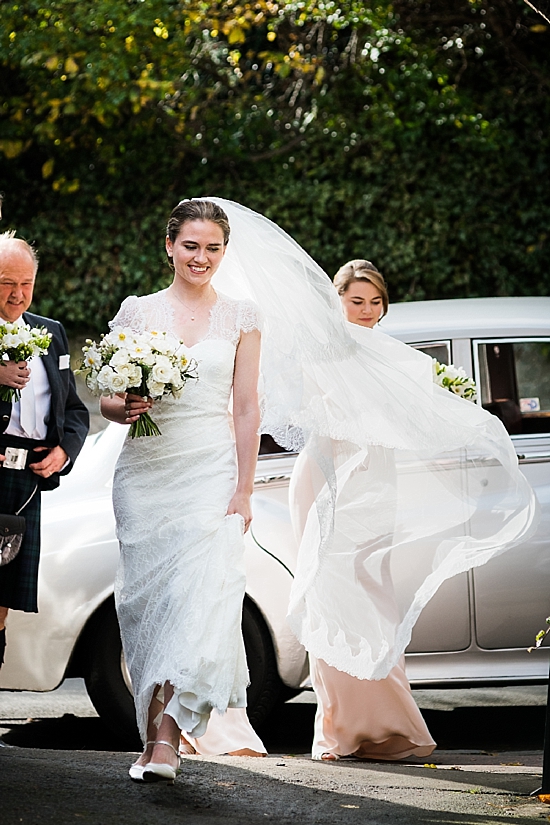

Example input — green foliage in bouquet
[0,322,52,402]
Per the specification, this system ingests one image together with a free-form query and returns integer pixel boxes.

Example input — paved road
[1,681,549,824]
[1,743,548,825]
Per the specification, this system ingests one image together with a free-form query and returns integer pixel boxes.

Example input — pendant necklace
[171,288,212,321]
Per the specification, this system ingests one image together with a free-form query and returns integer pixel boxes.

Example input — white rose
[97,365,116,393]
[108,371,130,393]
[151,355,177,384]
[116,363,142,387]
[146,378,165,398]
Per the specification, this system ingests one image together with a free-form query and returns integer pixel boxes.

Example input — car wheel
[242,597,285,728]
[81,599,140,748]
[81,596,284,741]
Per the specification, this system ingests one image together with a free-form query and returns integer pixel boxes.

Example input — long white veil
[209,198,538,680]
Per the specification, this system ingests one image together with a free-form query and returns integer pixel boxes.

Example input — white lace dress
[110,289,264,749]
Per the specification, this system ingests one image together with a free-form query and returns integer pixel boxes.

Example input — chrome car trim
[517,453,550,464]
[254,473,293,486]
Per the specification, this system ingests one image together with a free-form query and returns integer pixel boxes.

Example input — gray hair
[0,230,39,276]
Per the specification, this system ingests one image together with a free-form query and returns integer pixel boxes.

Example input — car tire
[242,597,285,729]
[80,596,284,743]
[81,599,140,748]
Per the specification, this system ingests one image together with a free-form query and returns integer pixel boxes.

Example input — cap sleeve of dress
[237,299,262,335]
[109,295,146,333]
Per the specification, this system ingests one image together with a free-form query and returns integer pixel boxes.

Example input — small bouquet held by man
[77,327,198,437]
[0,320,52,402]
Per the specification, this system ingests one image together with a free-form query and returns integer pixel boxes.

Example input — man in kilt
[0,231,89,667]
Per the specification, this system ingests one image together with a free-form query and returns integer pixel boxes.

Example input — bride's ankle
[151,739,180,764]
[133,741,155,767]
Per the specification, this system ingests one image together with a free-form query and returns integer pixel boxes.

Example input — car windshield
[476,339,550,436]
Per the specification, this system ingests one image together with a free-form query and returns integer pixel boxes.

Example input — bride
[101,200,265,782]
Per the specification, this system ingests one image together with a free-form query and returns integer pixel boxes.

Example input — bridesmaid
[306,259,436,762]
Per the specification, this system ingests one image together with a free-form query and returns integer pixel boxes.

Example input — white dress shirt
[1,314,52,440]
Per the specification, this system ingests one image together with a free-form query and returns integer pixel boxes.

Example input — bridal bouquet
[432,360,477,402]
[0,321,52,402]
[77,327,198,437]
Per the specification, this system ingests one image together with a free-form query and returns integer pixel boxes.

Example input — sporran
[0,485,37,566]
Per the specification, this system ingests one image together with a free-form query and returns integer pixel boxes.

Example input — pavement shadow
[256,702,545,755]
[421,705,545,751]
[1,713,135,751]
[1,703,545,755]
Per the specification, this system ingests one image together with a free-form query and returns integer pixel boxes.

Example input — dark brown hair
[166,200,230,248]
[333,259,389,318]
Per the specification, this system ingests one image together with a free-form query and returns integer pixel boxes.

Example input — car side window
[411,341,451,365]
[258,434,292,455]
[476,339,550,436]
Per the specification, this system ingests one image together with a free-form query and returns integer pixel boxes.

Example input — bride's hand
[226,491,253,533]
[124,393,153,424]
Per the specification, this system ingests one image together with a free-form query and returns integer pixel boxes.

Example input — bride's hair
[333,259,389,318]
[166,200,231,247]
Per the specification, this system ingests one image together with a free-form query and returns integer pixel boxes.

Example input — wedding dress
[110,289,264,751]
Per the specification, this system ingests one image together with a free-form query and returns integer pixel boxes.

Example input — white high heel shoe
[129,741,156,782]
[143,740,181,784]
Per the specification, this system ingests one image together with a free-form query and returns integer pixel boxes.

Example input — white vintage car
[1,296,549,742]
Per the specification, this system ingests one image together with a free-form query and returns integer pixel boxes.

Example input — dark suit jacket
[0,311,90,490]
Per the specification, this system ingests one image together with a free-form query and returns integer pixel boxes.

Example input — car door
[471,338,550,649]
[396,340,473,654]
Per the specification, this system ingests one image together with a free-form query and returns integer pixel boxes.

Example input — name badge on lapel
[59,354,70,370]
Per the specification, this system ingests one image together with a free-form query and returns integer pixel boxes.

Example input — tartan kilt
[0,467,41,613]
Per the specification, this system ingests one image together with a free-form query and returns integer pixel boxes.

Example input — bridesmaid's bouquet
[432,360,477,402]
[77,327,198,437]
[0,320,52,402]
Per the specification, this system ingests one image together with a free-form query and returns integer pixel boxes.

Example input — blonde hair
[0,230,39,276]
[333,259,388,318]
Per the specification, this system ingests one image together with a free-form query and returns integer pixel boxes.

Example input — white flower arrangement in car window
[432,360,477,402]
